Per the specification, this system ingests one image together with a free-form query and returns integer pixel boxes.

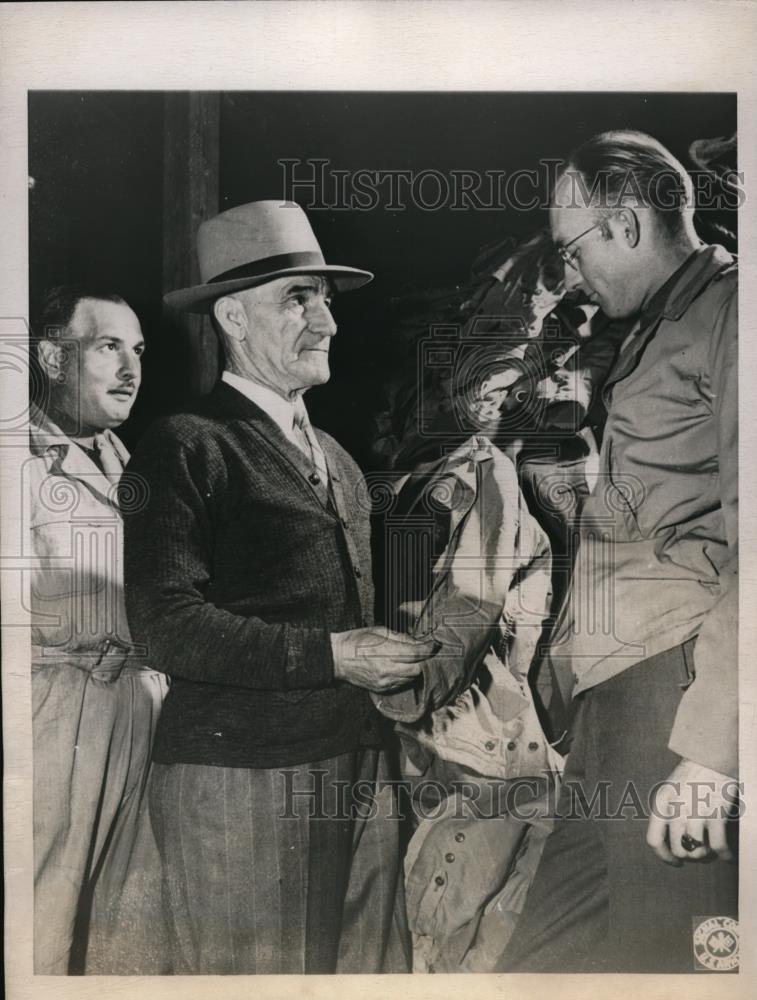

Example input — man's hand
[331,626,438,693]
[647,759,740,866]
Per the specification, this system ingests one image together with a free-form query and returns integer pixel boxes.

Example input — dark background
[28,91,737,467]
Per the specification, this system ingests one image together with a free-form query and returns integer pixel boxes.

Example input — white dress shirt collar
[221,370,302,444]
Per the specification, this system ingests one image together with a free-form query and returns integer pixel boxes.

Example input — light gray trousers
[32,658,167,974]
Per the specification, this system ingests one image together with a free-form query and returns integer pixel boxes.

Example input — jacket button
[484,740,496,751]
[507,741,517,751]
[445,852,455,863]
[308,472,321,485]
[528,741,540,751]
[341,518,350,530]
[434,875,445,886]
[353,566,362,578]
[454,832,465,843]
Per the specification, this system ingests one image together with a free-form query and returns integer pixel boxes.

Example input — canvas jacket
[373,436,559,779]
[549,245,738,776]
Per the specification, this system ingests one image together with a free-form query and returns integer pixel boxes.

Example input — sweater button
[455,832,465,843]
[507,741,517,751]
[353,566,362,578]
[484,740,496,752]
[528,741,540,751]
[445,852,455,864]
[434,875,445,886]
[308,472,321,485]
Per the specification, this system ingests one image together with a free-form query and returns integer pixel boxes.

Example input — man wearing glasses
[497,131,738,973]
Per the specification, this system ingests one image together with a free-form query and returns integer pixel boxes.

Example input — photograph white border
[2,3,756,998]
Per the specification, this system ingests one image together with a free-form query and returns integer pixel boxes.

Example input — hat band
[210,250,326,284]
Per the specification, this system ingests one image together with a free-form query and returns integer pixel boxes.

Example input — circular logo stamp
[693,916,739,971]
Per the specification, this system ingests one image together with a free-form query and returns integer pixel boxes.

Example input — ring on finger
[681,833,705,852]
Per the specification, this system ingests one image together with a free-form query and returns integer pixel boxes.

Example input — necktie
[94,432,124,484]
[292,399,329,487]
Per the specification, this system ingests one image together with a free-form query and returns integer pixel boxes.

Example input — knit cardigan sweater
[122,382,384,768]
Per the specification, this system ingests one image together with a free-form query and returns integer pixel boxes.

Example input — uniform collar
[601,244,736,401]
[646,243,735,325]
[29,401,72,456]
[29,402,129,504]
[30,402,128,458]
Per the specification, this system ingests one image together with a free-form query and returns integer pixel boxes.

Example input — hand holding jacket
[331,627,439,693]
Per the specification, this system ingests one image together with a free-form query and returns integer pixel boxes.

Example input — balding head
[550,132,701,318]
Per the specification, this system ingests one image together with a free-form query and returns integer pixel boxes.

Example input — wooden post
[162,92,220,394]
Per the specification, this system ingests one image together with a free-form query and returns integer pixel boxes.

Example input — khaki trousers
[33,658,167,974]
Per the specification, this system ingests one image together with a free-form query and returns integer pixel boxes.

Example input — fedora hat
[164,200,373,313]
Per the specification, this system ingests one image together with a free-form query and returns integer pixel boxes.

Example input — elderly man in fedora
[122,201,436,975]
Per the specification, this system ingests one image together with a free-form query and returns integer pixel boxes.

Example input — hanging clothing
[404,783,557,973]
[372,434,562,972]
[372,434,553,738]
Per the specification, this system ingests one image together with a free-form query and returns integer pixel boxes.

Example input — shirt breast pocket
[30,514,127,646]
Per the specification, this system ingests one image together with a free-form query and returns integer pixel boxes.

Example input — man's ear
[37,338,66,381]
[213,295,246,342]
[614,207,641,248]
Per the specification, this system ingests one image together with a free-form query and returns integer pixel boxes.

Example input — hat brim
[164,265,373,314]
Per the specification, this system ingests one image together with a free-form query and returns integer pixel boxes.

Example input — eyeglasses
[555,224,601,270]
